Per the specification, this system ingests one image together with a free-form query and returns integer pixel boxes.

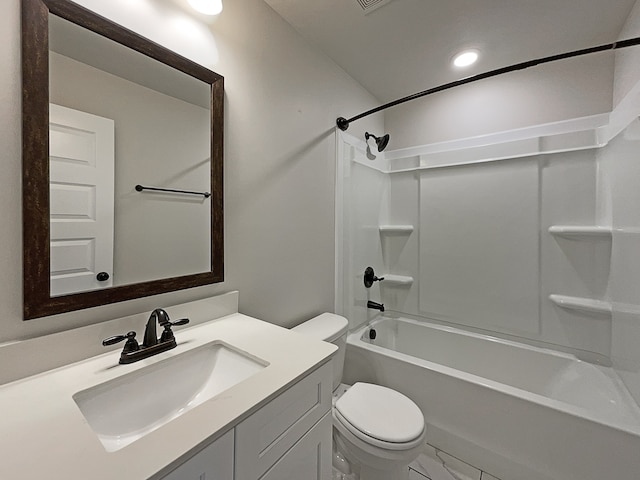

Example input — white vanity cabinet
[235,362,333,480]
[160,362,333,480]
[257,413,332,480]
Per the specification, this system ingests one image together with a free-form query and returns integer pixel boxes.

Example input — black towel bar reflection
[135,184,211,198]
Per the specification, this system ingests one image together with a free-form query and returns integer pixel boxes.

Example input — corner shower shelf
[381,274,414,286]
[379,225,414,235]
[548,226,612,239]
[548,294,612,315]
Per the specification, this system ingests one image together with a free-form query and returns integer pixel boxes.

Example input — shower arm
[336,36,640,131]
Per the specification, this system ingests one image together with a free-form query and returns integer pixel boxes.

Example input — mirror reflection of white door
[49,103,115,296]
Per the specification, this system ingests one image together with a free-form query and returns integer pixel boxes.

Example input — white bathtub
[343,316,640,480]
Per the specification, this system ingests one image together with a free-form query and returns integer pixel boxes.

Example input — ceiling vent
[356,0,395,15]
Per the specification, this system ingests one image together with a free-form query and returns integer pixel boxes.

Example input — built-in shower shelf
[548,294,612,315]
[379,225,414,235]
[548,226,612,238]
[381,274,414,286]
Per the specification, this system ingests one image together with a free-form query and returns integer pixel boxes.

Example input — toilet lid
[335,383,424,443]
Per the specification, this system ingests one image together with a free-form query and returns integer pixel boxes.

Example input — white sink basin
[73,341,268,452]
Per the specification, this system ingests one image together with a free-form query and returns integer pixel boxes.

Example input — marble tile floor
[331,443,502,480]
[409,444,501,480]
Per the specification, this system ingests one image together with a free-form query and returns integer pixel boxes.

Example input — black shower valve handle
[364,266,384,288]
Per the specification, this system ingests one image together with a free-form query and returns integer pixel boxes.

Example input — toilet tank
[292,313,348,390]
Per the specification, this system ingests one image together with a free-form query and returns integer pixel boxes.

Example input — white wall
[386,53,614,149]
[0,0,382,344]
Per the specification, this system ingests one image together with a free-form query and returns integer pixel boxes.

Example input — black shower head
[365,132,390,152]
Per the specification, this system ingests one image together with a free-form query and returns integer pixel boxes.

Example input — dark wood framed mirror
[22,0,224,319]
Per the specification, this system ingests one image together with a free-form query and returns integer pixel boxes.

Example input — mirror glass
[49,14,211,296]
[22,0,224,319]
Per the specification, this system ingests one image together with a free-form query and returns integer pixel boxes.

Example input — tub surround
[337,79,640,372]
[0,294,336,479]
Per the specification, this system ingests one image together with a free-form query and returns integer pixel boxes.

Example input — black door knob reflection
[96,272,110,282]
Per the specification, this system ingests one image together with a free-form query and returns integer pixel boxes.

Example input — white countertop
[0,313,336,479]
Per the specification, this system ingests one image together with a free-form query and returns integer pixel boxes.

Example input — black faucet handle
[102,331,140,353]
[160,318,190,343]
[170,318,190,326]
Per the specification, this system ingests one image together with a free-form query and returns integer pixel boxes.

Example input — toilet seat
[334,382,424,450]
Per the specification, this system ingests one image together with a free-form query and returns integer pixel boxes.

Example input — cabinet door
[161,430,234,480]
[235,363,332,480]
[260,412,332,480]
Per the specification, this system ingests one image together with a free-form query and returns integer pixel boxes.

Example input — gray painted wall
[615,0,640,106]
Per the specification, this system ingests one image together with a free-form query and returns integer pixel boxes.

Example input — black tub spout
[367,300,385,312]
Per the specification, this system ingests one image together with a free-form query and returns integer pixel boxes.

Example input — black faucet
[103,308,190,364]
[367,300,385,312]
[143,308,171,347]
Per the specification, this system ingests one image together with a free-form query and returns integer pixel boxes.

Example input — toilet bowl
[292,313,425,480]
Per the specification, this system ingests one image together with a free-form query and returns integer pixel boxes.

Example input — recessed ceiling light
[188,0,223,15]
[453,50,479,68]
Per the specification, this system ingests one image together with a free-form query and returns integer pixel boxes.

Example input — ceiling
[264,0,637,103]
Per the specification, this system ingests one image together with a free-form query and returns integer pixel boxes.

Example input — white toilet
[293,313,425,480]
